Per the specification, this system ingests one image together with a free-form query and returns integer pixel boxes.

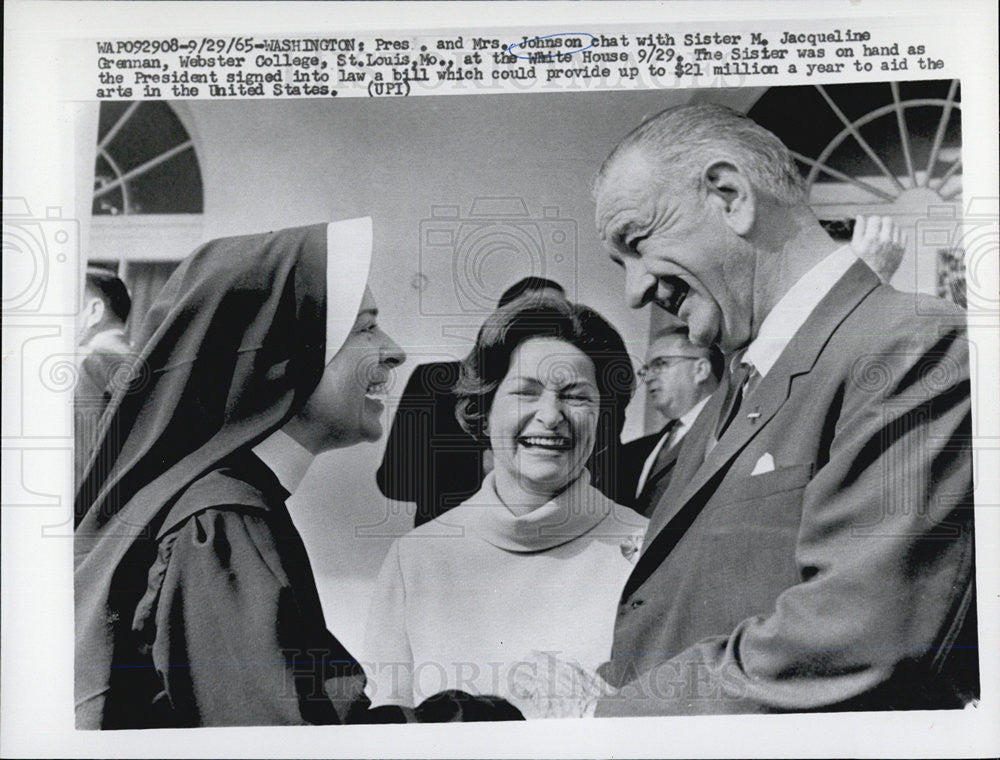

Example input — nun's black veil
[74,223,350,728]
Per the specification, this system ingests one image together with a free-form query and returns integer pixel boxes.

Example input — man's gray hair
[594,102,806,206]
[650,325,725,382]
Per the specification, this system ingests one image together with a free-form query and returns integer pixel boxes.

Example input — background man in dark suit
[516,103,976,718]
[377,277,565,527]
[619,328,722,516]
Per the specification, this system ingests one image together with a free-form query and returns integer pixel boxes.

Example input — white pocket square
[750,453,775,476]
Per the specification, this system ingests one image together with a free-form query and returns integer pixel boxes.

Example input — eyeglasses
[637,355,699,380]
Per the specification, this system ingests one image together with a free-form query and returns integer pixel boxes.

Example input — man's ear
[692,357,712,386]
[701,160,755,237]
[83,296,105,330]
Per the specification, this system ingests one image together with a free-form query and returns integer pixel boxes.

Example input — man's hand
[508,650,615,719]
[851,215,907,282]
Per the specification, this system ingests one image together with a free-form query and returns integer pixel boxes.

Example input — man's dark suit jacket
[618,426,677,518]
[376,361,487,527]
[597,261,977,715]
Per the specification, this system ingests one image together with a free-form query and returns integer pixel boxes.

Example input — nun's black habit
[74,222,376,728]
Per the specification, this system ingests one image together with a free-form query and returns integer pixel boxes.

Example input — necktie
[716,359,758,440]
[636,420,678,502]
[648,419,678,475]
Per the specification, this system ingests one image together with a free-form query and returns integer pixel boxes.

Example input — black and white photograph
[3,2,998,757]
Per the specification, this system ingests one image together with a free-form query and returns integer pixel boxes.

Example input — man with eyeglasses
[619,328,723,517]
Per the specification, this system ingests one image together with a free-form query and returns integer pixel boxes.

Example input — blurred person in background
[74,266,133,490]
[619,327,723,517]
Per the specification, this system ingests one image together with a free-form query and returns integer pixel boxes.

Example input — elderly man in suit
[513,103,976,718]
[588,102,977,716]
[619,328,722,517]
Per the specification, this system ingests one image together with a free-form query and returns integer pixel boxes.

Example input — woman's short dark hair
[454,295,635,455]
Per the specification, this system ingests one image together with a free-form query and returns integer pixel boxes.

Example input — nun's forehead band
[324,217,373,364]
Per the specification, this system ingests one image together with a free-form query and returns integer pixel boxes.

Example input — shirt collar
[82,326,128,349]
[676,394,710,434]
[743,245,856,379]
[251,428,315,495]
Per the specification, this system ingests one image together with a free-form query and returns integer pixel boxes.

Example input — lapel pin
[747,410,761,420]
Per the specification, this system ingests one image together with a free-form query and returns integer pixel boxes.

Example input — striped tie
[716,359,758,440]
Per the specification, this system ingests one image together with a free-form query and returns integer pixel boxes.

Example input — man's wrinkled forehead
[594,148,659,238]
[597,148,692,255]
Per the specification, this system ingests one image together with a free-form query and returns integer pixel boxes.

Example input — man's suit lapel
[627,261,881,597]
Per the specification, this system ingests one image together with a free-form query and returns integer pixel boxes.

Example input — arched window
[93,101,204,216]
[89,101,205,336]
[748,79,964,301]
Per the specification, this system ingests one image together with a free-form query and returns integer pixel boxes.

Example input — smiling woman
[74,220,415,728]
[361,294,647,715]
[486,337,599,515]
[283,288,405,453]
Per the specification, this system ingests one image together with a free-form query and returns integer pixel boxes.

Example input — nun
[74,219,406,728]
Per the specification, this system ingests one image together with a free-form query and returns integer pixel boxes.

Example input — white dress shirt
[743,245,857,382]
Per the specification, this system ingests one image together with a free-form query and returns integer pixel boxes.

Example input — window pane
[93,101,204,215]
